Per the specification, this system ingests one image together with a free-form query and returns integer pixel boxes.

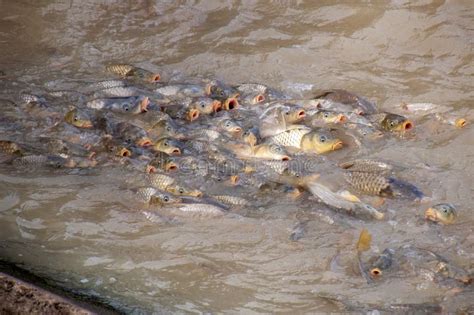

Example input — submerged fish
[87,96,149,114]
[0,140,23,155]
[64,108,93,128]
[106,64,160,83]
[425,203,457,225]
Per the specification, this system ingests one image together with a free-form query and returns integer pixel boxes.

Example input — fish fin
[356,229,371,252]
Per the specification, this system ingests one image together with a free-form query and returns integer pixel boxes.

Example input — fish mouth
[297,110,306,119]
[331,140,344,151]
[370,268,382,277]
[424,207,441,223]
[232,126,243,134]
[136,138,153,147]
[336,114,347,123]
[204,84,213,96]
[140,97,150,112]
[402,120,413,131]
[281,156,290,161]
[224,98,239,110]
[118,148,131,157]
[170,148,181,155]
[212,100,222,112]
[254,94,265,104]
[146,165,157,173]
[229,175,239,185]
[149,74,161,83]
[455,118,467,128]
[187,109,200,121]
[165,162,178,171]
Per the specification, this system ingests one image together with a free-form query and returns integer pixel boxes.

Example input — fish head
[242,128,259,146]
[192,97,218,115]
[186,107,200,121]
[170,185,203,198]
[154,138,182,155]
[255,144,290,161]
[220,119,242,135]
[135,136,153,147]
[381,113,413,132]
[315,110,347,124]
[223,96,239,110]
[306,131,343,154]
[283,106,306,124]
[425,203,457,224]
[64,109,93,128]
[150,191,182,205]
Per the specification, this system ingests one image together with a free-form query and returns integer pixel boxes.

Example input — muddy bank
[0,261,120,315]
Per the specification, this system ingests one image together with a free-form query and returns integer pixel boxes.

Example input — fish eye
[390,121,395,127]
[178,187,184,194]
[163,195,170,202]
[165,126,171,132]
[323,112,329,118]
[126,138,132,144]
[73,116,78,122]
[123,104,129,111]
[225,121,231,127]
[219,90,225,97]
[200,102,206,108]
[163,140,169,146]
[320,135,327,143]
[285,110,290,115]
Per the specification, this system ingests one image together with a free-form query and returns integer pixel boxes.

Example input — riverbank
[0,261,120,315]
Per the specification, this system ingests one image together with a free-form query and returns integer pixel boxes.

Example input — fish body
[0,140,23,155]
[64,108,93,128]
[268,127,311,147]
[12,154,73,169]
[107,64,160,83]
[86,96,149,114]
[313,89,377,114]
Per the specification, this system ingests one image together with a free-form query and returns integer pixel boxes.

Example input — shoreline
[0,260,122,315]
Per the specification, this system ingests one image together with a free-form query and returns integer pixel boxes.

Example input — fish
[155,84,206,98]
[147,118,184,139]
[365,245,472,287]
[86,96,149,114]
[0,140,23,155]
[370,112,413,132]
[241,92,266,105]
[135,187,182,205]
[218,119,242,135]
[309,110,347,126]
[270,128,343,154]
[114,122,153,147]
[434,113,467,128]
[313,89,377,114]
[64,108,93,128]
[241,127,259,146]
[212,195,249,206]
[147,154,178,173]
[152,138,182,155]
[235,83,268,95]
[166,184,202,197]
[147,173,176,190]
[189,97,221,115]
[425,203,457,225]
[177,203,225,216]
[12,154,75,169]
[339,159,393,174]
[106,64,160,83]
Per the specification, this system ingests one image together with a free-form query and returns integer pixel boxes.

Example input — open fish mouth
[118,148,131,157]
[281,156,290,161]
[146,165,157,173]
[224,97,239,110]
[402,120,413,131]
[187,109,200,121]
[140,97,150,112]
[136,138,153,147]
[170,148,181,155]
[165,162,178,171]
[370,267,382,277]
[331,140,344,151]
[229,175,239,185]
[455,118,467,128]
[212,100,222,112]
[254,94,265,104]
[297,109,306,119]
[336,114,347,123]
[149,74,161,82]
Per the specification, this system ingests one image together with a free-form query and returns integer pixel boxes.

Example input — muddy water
[1,0,474,313]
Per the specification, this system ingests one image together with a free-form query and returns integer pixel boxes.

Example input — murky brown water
[1,0,474,313]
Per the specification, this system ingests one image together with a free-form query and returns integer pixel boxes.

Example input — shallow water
[1,0,474,313]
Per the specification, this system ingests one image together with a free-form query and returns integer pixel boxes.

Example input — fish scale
[270,128,311,148]
[344,172,391,195]
[147,174,175,189]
